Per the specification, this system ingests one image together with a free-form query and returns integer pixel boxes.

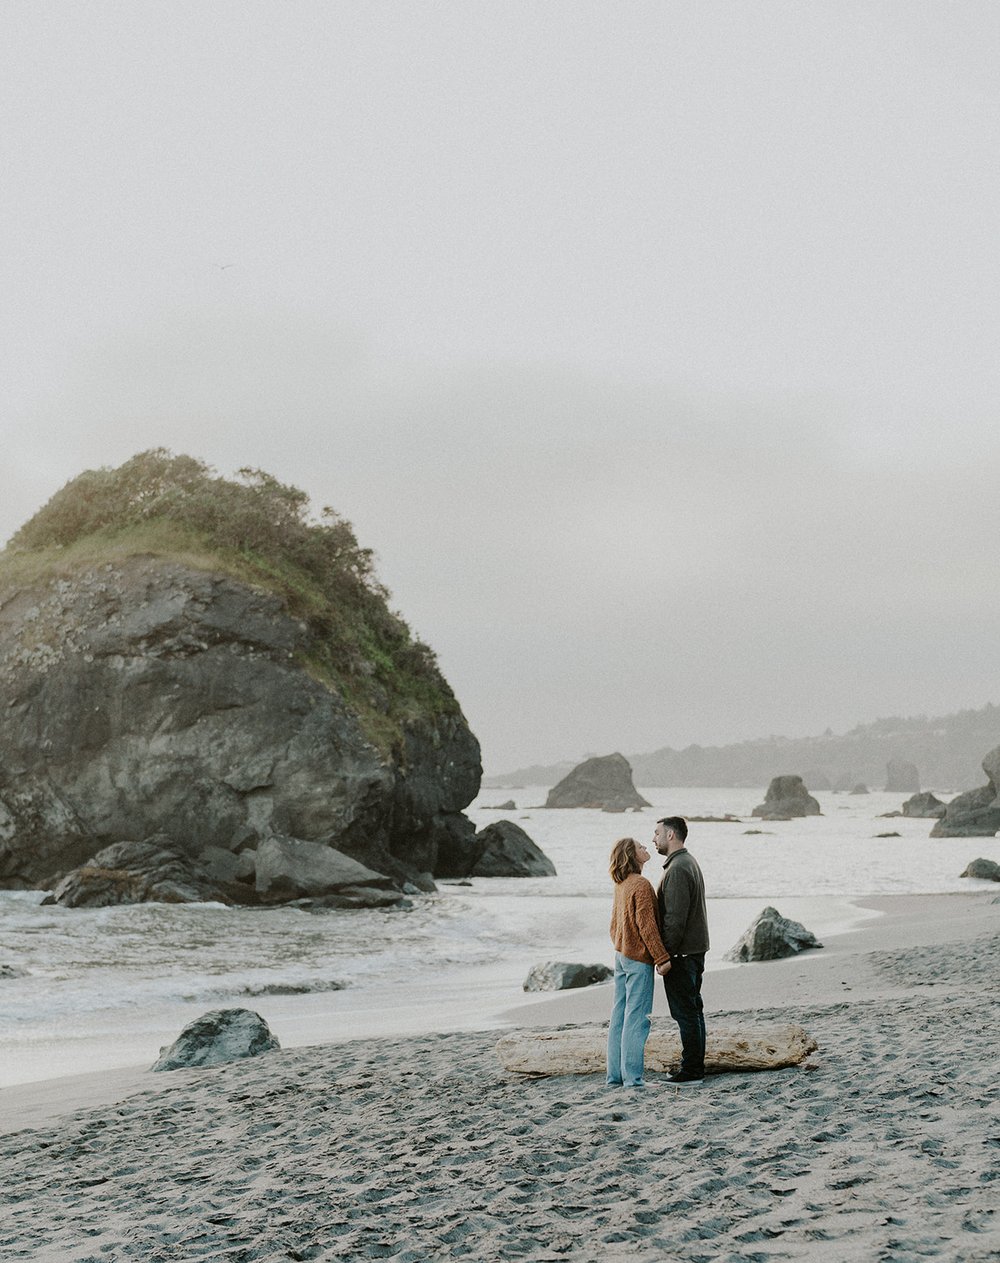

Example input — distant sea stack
[930,746,1000,838]
[544,754,650,810]
[751,776,821,820]
[0,451,483,894]
[885,760,920,793]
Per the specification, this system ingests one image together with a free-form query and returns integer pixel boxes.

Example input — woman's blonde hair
[609,837,641,884]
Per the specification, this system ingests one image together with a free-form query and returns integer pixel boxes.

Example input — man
[653,816,709,1084]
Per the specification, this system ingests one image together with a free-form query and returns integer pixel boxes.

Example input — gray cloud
[3,3,999,771]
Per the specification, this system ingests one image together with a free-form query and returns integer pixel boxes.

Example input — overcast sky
[3,3,999,773]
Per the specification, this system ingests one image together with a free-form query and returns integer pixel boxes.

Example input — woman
[607,836,671,1088]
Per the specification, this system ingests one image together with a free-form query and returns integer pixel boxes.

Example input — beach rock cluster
[45,833,411,910]
[751,775,821,820]
[0,556,483,896]
[151,1008,280,1071]
[724,906,823,962]
[522,962,613,992]
[930,745,1000,837]
[544,754,649,811]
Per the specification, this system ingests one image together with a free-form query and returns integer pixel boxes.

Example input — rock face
[50,836,232,907]
[253,835,392,901]
[724,906,823,962]
[544,754,649,810]
[469,821,556,878]
[885,760,920,793]
[902,791,947,819]
[522,962,613,992]
[751,776,821,820]
[0,557,481,892]
[151,1008,280,1071]
[849,783,869,795]
[959,858,1000,881]
[495,1022,818,1076]
[931,746,1000,838]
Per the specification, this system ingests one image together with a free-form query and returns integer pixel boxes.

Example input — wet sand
[1,890,998,1261]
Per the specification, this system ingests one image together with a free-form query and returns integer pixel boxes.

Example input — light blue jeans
[606,952,655,1087]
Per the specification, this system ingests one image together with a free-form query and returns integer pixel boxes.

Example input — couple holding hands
[607,816,709,1088]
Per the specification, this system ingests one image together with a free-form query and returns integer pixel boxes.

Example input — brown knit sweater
[609,873,670,966]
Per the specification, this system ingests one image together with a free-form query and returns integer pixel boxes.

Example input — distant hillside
[485,703,1000,793]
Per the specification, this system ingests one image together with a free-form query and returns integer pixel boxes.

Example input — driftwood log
[496,1022,817,1077]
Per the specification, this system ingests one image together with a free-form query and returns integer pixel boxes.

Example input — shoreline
[2,888,996,1137]
[1,888,997,1261]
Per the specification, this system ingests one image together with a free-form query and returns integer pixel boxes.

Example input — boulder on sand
[469,821,556,878]
[902,791,947,819]
[751,776,821,820]
[724,906,823,962]
[931,746,1000,838]
[885,760,920,793]
[522,962,613,991]
[544,754,650,811]
[151,1008,280,1071]
[496,1022,818,1076]
[959,858,1000,881]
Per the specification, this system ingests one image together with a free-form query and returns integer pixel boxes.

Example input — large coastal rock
[930,746,1000,838]
[49,836,232,907]
[496,1022,818,1076]
[0,557,482,892]
[724,906,823,962]
[544,754,650,811]
[902,791,947,819]
[469,821,556,878]
[885,760,920,793]
[751,776,821,820]
[151,1008,280,1071]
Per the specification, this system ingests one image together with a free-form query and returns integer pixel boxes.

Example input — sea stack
[751,775,821,820]
[544,753,650,810]
[0,452,483,895]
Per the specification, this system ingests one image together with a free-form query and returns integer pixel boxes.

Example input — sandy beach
[2,890,999,1262]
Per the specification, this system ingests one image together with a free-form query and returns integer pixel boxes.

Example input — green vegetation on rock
[1,450,459,753]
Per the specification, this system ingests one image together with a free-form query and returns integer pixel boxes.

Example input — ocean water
[1,787,997,1088]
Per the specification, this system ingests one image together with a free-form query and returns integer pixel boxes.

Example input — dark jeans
[662,952,706,1075]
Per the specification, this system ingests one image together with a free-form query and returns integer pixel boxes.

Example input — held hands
[655,959,672,976]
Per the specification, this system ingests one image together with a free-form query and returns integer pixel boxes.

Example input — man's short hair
[658,816,688,843]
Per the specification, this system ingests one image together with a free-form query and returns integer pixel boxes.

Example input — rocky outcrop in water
[151,1008,280,1071]
[48,837,231,907]
[544,754,649,810]
[751,776,821,820]
[724,907,823,962]
[902,791,947,819]
[930,746,1000,838]
[469,821,556,878]
[0,557,481,893]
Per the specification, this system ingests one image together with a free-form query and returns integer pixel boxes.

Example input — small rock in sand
[151,1008,280,1071]
[725,906,823,962]
[523,962,613,992]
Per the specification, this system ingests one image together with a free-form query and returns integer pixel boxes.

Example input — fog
[3,3,998,772]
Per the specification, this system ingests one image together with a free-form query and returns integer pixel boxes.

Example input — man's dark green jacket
[656,847,710,956]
